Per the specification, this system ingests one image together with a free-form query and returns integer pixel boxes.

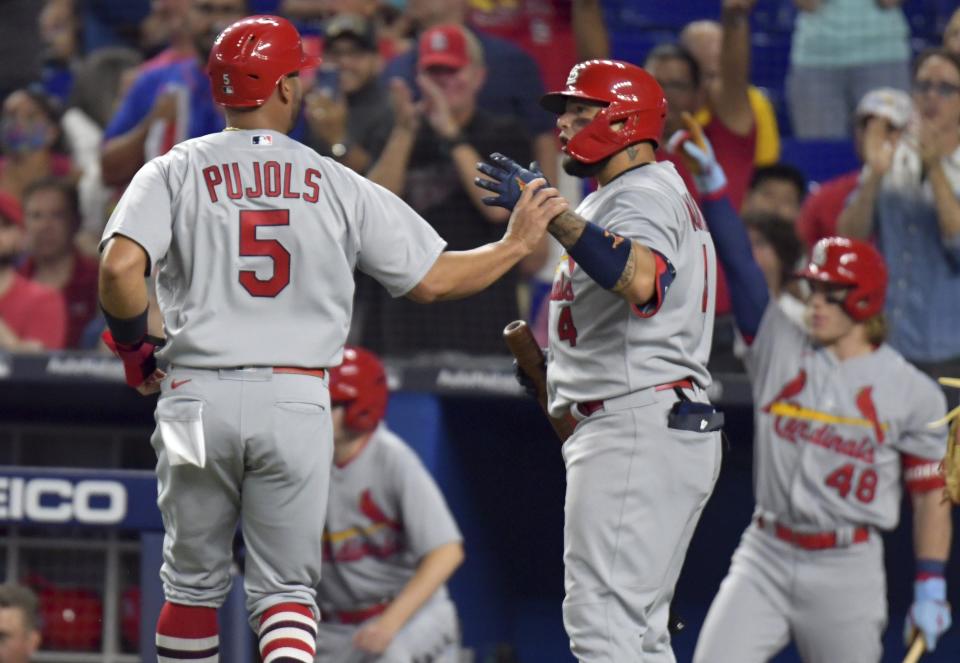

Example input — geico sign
[0,477,128,525]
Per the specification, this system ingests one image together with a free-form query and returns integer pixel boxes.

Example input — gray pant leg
[562,401,721,663]
[154,371,244,607]
[693,526,792,663]
[240,373,333,624]
[793,538,886,663]
[315,623,364,662]
[381,597,459,662]
[787,66,852,138]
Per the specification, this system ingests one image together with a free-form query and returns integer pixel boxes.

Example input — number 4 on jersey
[557,306,578,347]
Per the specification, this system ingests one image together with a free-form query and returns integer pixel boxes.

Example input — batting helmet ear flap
[565,100,667,164]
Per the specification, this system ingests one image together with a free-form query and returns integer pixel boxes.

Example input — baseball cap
[324,14,377,53]
[418,25,472,71]
[856,87,912,129]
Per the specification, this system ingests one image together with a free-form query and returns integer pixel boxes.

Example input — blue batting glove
[665,124,727,196]
[904,578,951,651]
[474,153,545,210]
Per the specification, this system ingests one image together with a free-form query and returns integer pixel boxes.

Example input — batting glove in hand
[904,577,952,651]
[102,330,164,390]
[475,153,545,210]
[665,112,728,196]
[513,358,540,400]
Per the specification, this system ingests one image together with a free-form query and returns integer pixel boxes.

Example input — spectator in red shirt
[796,87,912,250]
[18,177,97,348]
[0,193,66,351]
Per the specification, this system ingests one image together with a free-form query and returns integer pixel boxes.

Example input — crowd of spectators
[0,0,957,389]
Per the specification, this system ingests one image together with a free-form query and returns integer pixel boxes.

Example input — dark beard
[562,155,611,179]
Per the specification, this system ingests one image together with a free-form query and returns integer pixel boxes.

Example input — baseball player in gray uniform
[668,121,954,663]
[97,15,564,663]
[314,346,462,662]
[477,59,723,662]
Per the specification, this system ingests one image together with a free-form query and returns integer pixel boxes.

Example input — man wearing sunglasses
[839,48,960,411]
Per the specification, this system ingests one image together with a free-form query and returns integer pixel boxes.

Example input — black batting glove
[474,153,546,211]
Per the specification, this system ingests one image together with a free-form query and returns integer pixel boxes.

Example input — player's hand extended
[904,578,952,651]
[665,111,728,196]
[503,176,568,255]
[352,617,398,654]
[475,152,546,210]
[102,331,166,396]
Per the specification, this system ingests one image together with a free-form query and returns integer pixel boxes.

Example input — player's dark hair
[749,163,808,203]
[22,176,81,233]
[645,43,701,89]
[865,314,887,345]
[742,211,803,289]
[0,584,40,632]
[913,47,960,81]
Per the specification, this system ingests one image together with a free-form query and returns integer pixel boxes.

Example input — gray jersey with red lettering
[101,129,446,369]
[317,425,462,613]
[745,303,947,530]
[546,162,716,417]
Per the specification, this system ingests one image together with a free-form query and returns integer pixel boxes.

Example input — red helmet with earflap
[541,59,667,164]
[329,346,388,432]
[208,15,319,108]
[796,237,888,321]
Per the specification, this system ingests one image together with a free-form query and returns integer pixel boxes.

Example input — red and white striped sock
[156,602,219,663]
[258,603,317,663]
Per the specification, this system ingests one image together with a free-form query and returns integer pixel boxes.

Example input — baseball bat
[902,634,925,663]
[503,320,577,442]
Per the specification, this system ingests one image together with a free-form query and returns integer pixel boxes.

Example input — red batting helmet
[796,237,888,321]
[208,15,319,108]
[329,346,388,432]
[541,59,667,163]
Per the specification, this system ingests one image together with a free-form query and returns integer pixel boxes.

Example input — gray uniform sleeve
[895,371,949,461]
[99,159,173,273]
[602,188,681,265]
[743,301,808,380]
[349,171,447,297]
[390,447,462,559]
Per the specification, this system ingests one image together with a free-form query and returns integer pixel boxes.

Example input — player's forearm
[409,239,530,302]
[379,542,464,634]
[572,0,609,60]
[927,163,960,240]
[99,237,151,318]
[450,143,509,223]
[100,124,150,187]
[912,489,952,561]
[836,171,882,239]
[365,126,416,195]
[717,5,754,135]
[547,210,655,304]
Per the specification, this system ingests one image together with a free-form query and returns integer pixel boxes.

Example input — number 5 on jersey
[238,209,290,297]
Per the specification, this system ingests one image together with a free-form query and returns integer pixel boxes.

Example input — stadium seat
[780,138,859,185]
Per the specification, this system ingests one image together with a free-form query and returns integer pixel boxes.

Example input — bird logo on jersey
[322,490,402,563]
[604,230,625,249]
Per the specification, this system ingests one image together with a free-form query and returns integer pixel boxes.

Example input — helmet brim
[540,89,608,114]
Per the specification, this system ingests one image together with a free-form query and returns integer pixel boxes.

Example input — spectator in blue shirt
[838,48,960,402]
[99,0,247,187]
[382,0,558,184]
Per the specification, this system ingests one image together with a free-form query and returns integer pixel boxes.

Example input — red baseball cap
[418,25,471,71]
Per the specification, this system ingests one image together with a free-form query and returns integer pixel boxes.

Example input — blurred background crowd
[0,0,958,381]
